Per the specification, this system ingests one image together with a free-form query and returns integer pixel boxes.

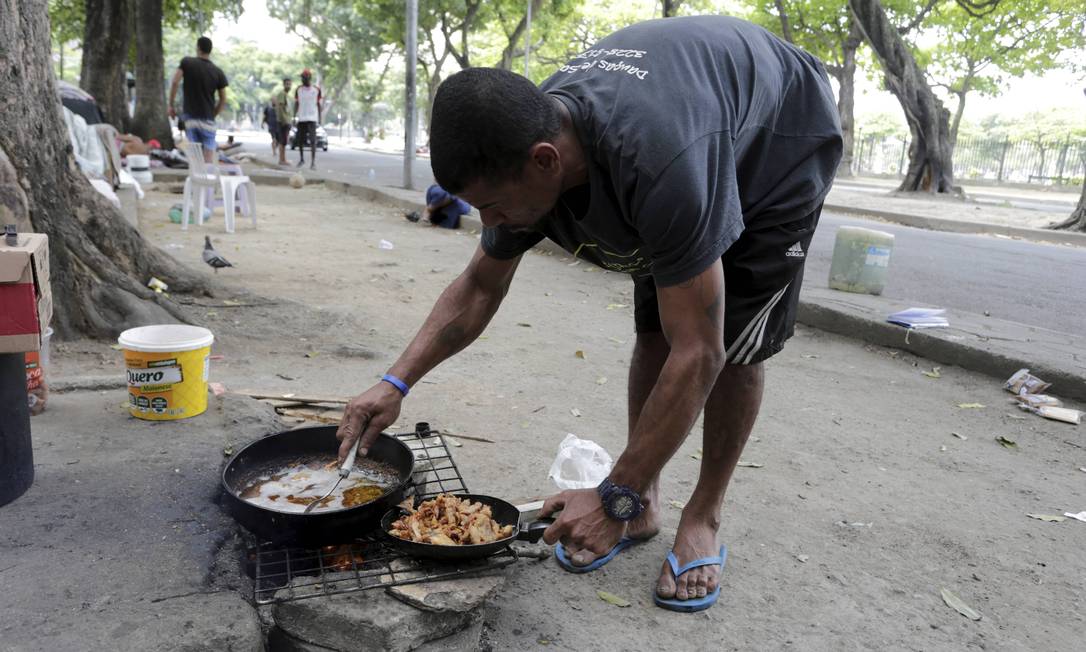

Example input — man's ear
[529,142,561,174]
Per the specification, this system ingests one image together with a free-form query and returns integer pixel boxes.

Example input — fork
[303,436,362,514]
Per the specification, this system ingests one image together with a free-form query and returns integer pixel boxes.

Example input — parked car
[289,123,329,151]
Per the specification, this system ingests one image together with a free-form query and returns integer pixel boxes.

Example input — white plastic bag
[548,434,613,490]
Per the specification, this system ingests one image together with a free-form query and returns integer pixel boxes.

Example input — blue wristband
[381,373,410,397]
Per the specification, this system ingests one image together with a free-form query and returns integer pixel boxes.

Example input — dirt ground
[46,183,1086,650]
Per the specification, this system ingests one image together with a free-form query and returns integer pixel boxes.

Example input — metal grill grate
[248,423,514,605]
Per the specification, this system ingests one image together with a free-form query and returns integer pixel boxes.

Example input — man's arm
[317,88,322,123]
[214,86,228,117]
[337,244,522,458]
[607,260,727,491]
[167,68,182,118]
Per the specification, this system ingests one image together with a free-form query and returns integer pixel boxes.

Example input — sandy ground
[39,183,1086,650]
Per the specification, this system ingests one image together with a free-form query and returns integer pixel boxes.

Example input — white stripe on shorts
[725,282,791,364]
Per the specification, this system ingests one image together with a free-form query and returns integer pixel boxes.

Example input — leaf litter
[1026,513,1066,523]
[996,435,1018,449]
[940,588,982,621]
[597,590,631,608]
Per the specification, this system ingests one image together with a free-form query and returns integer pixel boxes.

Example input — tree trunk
[80,0,132,132]
[835,18,863,178]
[499,0,544,70]
[849,0,957,193]
[130,0,174,148]
[1049,155,1086,231]
[2,0,210,339]
[662,0,684,17]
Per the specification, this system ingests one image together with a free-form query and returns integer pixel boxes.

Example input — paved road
[234,132,434,189]
[230,134,1084,335]
[807,211,1085,334]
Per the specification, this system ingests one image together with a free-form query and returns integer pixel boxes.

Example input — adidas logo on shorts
[785,242,805,258]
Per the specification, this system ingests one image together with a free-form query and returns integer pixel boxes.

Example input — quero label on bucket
[118,325,214,421]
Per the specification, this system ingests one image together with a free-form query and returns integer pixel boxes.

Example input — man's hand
[540,488,625,566]
[168,106,176,119]
[336,381,403,462]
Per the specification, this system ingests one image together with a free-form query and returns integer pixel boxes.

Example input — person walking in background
[261,101,279,158]
[168,36,228,164]
[273,76,293,167]
[293,69,322,169]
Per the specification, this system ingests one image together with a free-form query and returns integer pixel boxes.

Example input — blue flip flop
[653,545,727,612]
[554,537,640,573]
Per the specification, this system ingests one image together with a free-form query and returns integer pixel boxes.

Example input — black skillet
[221,425,414,546]
[380,493,553,561]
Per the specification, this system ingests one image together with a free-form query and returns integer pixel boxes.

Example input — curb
[153,165,1085,399]
[823,203,1086,248]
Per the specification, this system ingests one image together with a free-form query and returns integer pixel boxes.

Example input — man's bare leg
[656,362,764,601]
[562,331,667,566]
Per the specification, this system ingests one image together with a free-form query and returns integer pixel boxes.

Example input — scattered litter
[305,351,319,358]
[940,445,947,452]
[668,500,685,509]
[532,405,546,413]
[795,554,809,563]
[941,588,982,621]
[444,436,463,447]
[110,344,123,350]
[208,382,226,397]
[887,307,949,329]
[996,435,1018,449]
[165,243,185,249]
[951,432,968,440]
[1026,513,1066,523]
[1063,511,1086,523]
[222,446,234,457]
[1003,369,1051,396]
[517,323,532,327]
[549,434,612,490]
[836,521,872,529]
[574,350,586,359]
[607,337,626,344]
[1018,404,1082,425]
[922,367,941,379]
[737,461,763,468]
[147,277,168,293]
[957,403,985,409]
[570,408,581,417]
[1079,467,1086,473]
[209,354,225,361]
[378,239,394,250]
[276,373,296,381]
[567,260,580,267]
[606,303,629,310]
[1014,394,1062,409]
[597,590,631,608]
[802,354,819,359]
[596,377,608,385]
[690,448,703,460]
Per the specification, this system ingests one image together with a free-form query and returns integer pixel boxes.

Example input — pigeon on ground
[202,236,233,272]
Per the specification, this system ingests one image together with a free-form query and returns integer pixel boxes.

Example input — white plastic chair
[181,142,257,233]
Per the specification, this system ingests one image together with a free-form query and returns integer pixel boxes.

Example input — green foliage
[926,0,1086,99]
[857,110,909,138]
[164,0,245,32]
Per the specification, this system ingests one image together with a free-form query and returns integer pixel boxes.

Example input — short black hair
[430,68,560,194]
[197,36,213,54]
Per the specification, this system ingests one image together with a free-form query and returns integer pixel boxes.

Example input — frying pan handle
[516,517,555,544]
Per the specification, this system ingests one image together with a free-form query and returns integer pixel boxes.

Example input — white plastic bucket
[118,325,214,420]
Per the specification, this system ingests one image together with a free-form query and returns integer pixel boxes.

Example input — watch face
[611,494,635,519]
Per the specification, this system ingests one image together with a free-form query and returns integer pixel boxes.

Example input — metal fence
[852,134,1086,185]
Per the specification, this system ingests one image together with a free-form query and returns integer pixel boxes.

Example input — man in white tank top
[293,69,322,169]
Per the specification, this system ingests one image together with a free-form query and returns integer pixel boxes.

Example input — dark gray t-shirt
[482,16,842,286]
[180,56,228,121]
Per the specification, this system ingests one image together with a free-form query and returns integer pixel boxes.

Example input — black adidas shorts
[633,205,821,365]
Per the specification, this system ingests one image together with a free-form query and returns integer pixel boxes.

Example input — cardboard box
[0,232,52,353]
